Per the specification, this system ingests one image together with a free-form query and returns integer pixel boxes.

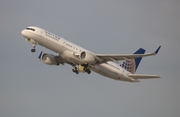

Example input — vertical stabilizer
[120,48,145,74]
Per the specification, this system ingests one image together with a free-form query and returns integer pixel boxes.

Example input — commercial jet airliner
[21,26,161,82]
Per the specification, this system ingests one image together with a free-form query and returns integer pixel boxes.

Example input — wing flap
[96,53,155,61]
[128,74,160,79]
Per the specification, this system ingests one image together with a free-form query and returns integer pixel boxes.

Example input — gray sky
[0,0,180,117]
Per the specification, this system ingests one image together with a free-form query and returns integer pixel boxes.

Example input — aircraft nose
[21,30,26,36]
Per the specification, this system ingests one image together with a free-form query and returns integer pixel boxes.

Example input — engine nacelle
[41,53,59,65]
[79,51,96,64]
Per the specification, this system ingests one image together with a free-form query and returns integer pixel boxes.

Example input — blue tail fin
[120,48,146,74]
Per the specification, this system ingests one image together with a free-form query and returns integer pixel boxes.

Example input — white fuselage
[22,26,136,82]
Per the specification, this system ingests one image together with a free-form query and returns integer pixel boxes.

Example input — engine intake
[79,51,96,64]
[41,53,59,65]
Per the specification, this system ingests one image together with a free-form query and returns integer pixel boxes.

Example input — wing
[55,55,67,65]
[95,46,161,63]
[128,74,160,79]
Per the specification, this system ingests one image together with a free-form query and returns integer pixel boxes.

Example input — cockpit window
[26,28,35,31]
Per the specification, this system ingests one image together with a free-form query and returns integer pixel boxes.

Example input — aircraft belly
[91,63,120,80]
[91,63,133,82]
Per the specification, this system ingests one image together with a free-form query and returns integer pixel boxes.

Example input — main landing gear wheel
[72,67,79,74]
[85,69,91,74]
[82,64,91,74]
[87,69,91,74]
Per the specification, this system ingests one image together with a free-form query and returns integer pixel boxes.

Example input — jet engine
[79,51,96,64]
[41,53,59,65]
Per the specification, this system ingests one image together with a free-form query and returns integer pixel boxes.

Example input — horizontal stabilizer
[128,74,160,79]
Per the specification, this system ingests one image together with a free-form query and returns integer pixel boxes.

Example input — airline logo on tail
[120,59,136,74]
[120,48,146,74]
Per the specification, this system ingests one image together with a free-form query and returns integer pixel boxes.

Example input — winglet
[38,51,43,60]
[155,46,161,54]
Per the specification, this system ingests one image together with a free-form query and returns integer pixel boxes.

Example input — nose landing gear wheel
[31,42,37,53]
[31,49,36,52]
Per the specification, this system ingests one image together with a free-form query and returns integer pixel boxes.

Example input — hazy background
[0,0,180,117]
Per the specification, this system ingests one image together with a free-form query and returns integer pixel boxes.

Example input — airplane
[21,26,161,82]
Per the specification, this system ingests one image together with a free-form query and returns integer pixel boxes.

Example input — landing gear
[72,67,79,74]
[86,69,91,74]
[82,64,91,74]
[31,43,37,53]
[71,64,91,74]
[31,48,36,52]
